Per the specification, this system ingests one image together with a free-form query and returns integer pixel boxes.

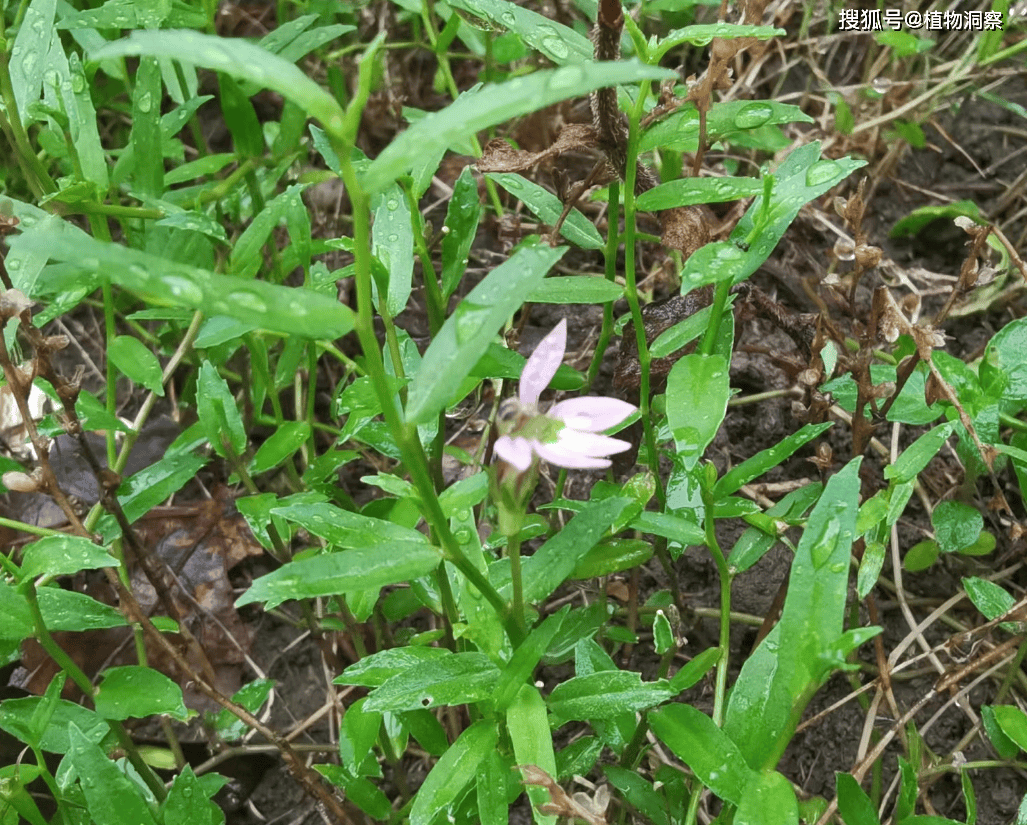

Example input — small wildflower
[494,319,636,472]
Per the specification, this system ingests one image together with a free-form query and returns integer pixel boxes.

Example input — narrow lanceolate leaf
[548,671,673,722]
[91,31,345,139]
[68,724,158,825]
[236,543,443,609]
[441,166,481,300]
[488,173,604,250]
[10,0,57,122]
[12,230,355,339]
[405,243,564,425]
[362,652,500,712]
[666,354,730,468]
[723,458,864,771]
[649,704,756,805]
[446,0,592,64]
[362,60,675,194]
[507,685,558,825]
[372,183,414,316]
[410,720,498,825]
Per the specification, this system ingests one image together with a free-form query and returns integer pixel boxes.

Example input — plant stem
[700,475,731,727]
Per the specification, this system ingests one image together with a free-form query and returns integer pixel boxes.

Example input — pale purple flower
[494,319,636,472]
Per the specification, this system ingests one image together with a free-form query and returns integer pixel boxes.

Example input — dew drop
[387,233,399,243]
[833,239,855,261]
[547,64,586,92]
[162,275,203,303]
[386,198,399,211]
[870,77,892,93]
[228,290,269,314]
[137,92,153,113]
[500,10,516,26]
[733,102,773,129]
[804,160,838,188]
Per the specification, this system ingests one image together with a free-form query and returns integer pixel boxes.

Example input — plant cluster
[0,1,1025,825]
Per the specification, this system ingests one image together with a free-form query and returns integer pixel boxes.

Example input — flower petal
[533,439,613,469]
[555,428,632,458]
[494,435,535,472]
[518,319,566,408]
[548,396,637,432]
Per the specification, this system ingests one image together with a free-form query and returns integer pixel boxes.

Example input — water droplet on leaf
[805,160,838,188]
[870,77,892,93]
[734,102,773,129]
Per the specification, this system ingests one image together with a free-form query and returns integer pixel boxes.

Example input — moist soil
[4,3,1027,824]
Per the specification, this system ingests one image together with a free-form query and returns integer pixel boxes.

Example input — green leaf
[362,652,500,712]
[92,31,345,140]
[889,200,985,239]
[371,183,415,315]
[196,361,247,458]
[723,458,863,770]
[250,422,311,475]
[10,0,57,125]
[857,541,886,598]
[230,184,308,278]
[492,608,566,712]
[405,243,564,424]
[37,587,127,631]
[736,770,798,825]
[638,176,764,211]
[666,647,719,695]
[441,166,481,300]
[655,23,783,56]
[94,665,189,721]
[214,678,274,741]
[519,497,634,604]
[219,73,264,158]
[729,483,822,574]
[571,537,653,579]
[715,423,832,497]
[529,276,623,304]
[163,766,222,825]
[488,173,604,249]
[681,143,863,293]
[335,647,451,688]
[477,750,510,825]
[116,451,208,525]
[446,0,591,64]
[630,510,706,546]
[884,423,954,483]
[0,695,108,754]
[12,230,355,339]
[108,335,164,396]
[548,671,673,722]
[666,354,729,467]
[271,500,430,548]
[981,318,1027,402]
[641,99,812,154]
[835,773,881,825]
[363,60,675,193]
[237,542,443,609]
[932,500,982,554]
[962,576,1020,632]
[68,723,159,825]
[603,765,666,824]
[650,703,757,805]
[131,57,163,196]
[981,705,1019,760]
[507,684,558,825]
[20,536,118,578]
[409,719,497,825]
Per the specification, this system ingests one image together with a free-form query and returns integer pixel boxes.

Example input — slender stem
[622,81,665,507]
[507,523,527,638]
[21,580,167,801]
[699,279,731,357]
[701,477,731,727]
[338,152,523,647]
[585,181,620,392]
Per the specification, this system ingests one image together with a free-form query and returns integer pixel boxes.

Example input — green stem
[699,279,731,357]
[507,524,527,638]
[622,81,665,508]
[700,477,731,727]
[585,181,620,392]
[338,152,524,647]
[21,580,167,801]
